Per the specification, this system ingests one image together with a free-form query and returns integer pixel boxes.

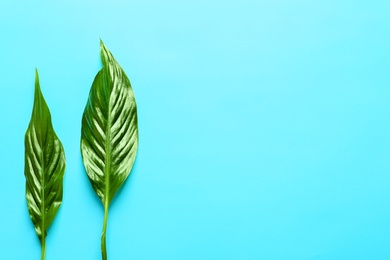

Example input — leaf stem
[41,236,46,260]
[101,202,109,260]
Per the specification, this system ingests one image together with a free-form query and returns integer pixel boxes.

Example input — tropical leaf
[25,69,66,260]
[81,40,138,260]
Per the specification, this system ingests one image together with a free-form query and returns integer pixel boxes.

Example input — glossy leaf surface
[81,40,138,259]
[25,70,66,259]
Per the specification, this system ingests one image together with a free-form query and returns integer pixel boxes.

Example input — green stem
[41,236,46,260]
[101,203,109,260]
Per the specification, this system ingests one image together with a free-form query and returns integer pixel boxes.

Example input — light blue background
[1,0,390,259]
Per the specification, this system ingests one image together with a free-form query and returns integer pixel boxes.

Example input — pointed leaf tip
[35,69,39,84]
[100,39,107,53]
[99,40,112,66]
[34,69,41,97]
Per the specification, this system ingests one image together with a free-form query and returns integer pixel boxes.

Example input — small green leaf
[81,40,139,260]
[25,69,66,260]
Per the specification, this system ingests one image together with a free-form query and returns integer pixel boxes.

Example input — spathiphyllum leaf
[25,69,66,260]
[81,40,138,260]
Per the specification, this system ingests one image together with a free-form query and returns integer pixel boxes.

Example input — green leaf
[81,40,139,260]
[25,69,66,260]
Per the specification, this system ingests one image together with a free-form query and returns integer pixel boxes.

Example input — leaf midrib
[41,148,45,241]
[37,96,47,241]
[104,70,112,208]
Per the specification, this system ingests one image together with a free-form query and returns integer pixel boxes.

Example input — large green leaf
[81,40,138,260]
[25,69,66,260]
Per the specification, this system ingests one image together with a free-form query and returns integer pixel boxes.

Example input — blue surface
[1,0,390,259]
